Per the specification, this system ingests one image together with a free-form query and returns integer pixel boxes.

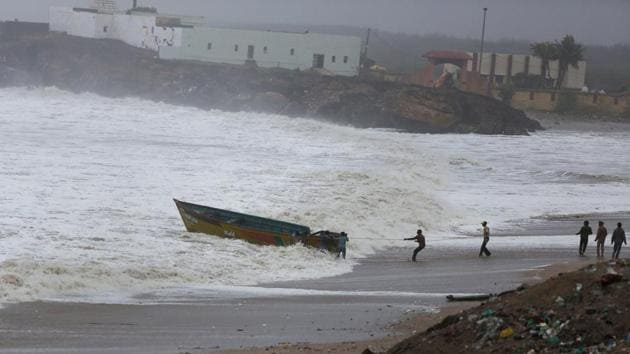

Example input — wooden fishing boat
[173,199,341,253]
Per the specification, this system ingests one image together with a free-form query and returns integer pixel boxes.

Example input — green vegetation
[555,92,578,113]
[554,35,585,89]
[530,42,558,88]
[497,83,515,104]
[511,73,543,89]
[529,35,584,89]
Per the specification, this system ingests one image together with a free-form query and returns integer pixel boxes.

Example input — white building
[48,2,362,76]
[159,28,362,76]
[465,52,586,89]
[49,5,204,51]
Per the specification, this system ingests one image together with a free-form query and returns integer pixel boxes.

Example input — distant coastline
[0,32,541,135]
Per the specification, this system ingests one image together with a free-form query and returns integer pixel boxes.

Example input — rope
[347,237,407,240]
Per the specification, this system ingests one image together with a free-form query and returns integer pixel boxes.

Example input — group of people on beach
[399,220,627,262]
[577,220,627,260]
[403,221,492,262]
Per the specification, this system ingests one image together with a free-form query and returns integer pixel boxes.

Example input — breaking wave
[1,87,629,303]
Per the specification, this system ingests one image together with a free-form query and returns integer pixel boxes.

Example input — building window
[529,91,535,100]
[234,44,239,52]
[151,26,154,34]
[290,48,295,56]
[103,26,108,33]
[207,43,212,50]
[614,97,619,105]
[332,56,336,63]
[343,56,348,63]
[263,46,268,54]
[551,93,556,101]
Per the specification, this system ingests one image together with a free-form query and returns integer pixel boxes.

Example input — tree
[530,41,558,88]
[554,35,584,89]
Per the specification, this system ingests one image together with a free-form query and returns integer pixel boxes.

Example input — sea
[1,87,629,303]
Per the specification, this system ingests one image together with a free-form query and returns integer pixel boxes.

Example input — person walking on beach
[595,221,608,258]
[404,229,426,262]
[576,220,593,256]
[337,232,349,259]
[611,223,626,260]
[479,221,491,257]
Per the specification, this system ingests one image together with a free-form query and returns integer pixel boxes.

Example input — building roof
[422,51,472,61]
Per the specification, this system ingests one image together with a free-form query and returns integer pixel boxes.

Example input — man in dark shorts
[576,220,593,256]
[479,221,491,257]
[404,229,426,262]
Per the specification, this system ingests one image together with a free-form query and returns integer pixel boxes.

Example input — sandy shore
[0,213,626,354]
[526,110,630,131]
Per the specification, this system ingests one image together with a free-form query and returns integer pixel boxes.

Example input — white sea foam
[0,87,629,303]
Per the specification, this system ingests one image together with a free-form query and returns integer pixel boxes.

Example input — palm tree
[554,35,584,89]
[530,41,558,88]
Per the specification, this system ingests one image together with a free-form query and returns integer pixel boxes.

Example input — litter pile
[387,260,630,354]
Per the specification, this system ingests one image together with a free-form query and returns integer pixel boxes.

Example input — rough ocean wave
[0,87,629,303]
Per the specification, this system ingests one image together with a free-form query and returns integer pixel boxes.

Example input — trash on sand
[499,327,514,338]
[600,273,623,287]
[482,309,495,317]
[547,336,561,345]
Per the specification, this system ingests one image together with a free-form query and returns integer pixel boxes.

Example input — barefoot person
[404,229,426,262]
[611,223,626,260]
[595,221,608,258]
[479,221,491,257]
[576,220,593,256]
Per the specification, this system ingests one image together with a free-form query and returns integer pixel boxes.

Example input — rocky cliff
[0,33,542,134]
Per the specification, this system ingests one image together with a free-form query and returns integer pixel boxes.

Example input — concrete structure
[49,2,361,76]
[159,28,362,76]
[467,52,586,89]
[49,6,205,51]
[510,89,629,116]
[406,50,586,96]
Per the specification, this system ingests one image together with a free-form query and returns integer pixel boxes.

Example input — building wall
[49,7,99,38]
[49,7,182,51]
[110,13,181,50]
[466,52,586,89]
[159,27,361,76]
[511,90,629,116]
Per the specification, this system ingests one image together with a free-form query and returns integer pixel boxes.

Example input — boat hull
[174,199,339,252]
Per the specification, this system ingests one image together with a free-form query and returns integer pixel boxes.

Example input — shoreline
[218,258,593,354]
[526,110,630,131]
[0,247,596,354]
[0,213,625,353]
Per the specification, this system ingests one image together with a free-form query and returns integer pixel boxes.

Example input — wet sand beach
[0,243,601,354]
[2,92,629,353]
[0,207,627,353]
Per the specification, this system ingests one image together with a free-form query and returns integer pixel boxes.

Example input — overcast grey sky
[3,0,629,45]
